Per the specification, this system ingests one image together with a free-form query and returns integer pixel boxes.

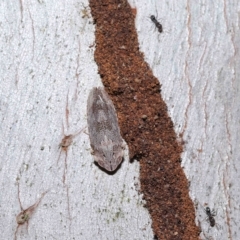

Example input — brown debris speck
[89,0,200,239]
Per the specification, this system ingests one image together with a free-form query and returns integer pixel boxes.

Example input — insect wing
[87,87,124,171]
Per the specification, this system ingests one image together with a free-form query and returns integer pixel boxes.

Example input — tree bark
[0,0,239,240]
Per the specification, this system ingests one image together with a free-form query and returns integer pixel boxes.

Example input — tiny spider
[58,122,85,184]
[81,3,91,19]
[14,183,48,240]
[57,91,85,183]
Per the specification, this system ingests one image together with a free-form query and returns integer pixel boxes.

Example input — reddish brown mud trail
[89,0,200,239]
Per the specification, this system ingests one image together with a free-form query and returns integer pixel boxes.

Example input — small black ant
[150,15,163,33]
[205,207,216,227]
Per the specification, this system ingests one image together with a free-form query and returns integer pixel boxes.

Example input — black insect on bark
[87,87,125,172]
[150,15,163,33]
[205,207,216,227]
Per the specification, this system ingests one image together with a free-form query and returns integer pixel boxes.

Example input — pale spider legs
[58,123,85,184]
[14,183,48,240]
[57,90,86,183]
[56,122,85,232]
[57,94,85,230]
[81,3,91,19]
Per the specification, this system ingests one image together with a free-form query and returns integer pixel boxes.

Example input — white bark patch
[0,1,153,239]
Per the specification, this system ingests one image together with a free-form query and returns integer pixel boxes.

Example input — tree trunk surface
[0,0,239,240]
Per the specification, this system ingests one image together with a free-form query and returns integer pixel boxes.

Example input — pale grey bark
[0,1,152,239]
[0,0,239,240]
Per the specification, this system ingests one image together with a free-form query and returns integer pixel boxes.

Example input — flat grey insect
[87,87,125,172]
